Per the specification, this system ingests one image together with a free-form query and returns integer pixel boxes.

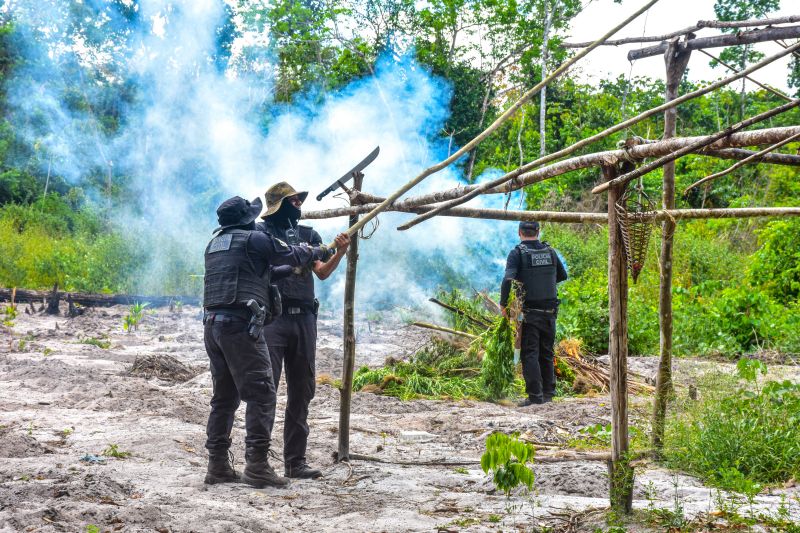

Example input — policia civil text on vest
[500,220,568,407]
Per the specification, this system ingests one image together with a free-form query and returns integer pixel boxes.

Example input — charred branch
[684,131,800,194]
[0,288,200,308]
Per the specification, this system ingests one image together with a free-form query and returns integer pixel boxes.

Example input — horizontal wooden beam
[563,14,800,48]
[593,99,800,194]
[304,126,800,220]
[628,25,800,61]
[304,205,800,224]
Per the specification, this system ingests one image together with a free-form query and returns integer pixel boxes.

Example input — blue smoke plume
[3,0,522,309]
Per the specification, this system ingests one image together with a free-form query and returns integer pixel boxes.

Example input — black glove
[317,244,334,262]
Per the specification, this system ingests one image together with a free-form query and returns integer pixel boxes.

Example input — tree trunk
[653,40,691,455]
[540,0,554,156]
[337,173,364,462]
[605,164,633,513]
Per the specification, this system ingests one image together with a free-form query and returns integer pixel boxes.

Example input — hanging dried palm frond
[615,181,656,283]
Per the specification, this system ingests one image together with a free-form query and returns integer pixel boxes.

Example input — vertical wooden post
[604,165,633,513]
[337,173,363,462]
[653,39,692,453]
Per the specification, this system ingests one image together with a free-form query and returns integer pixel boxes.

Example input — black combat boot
[242,448,289,488]
[204,451,240,485]
[285,461,322,479]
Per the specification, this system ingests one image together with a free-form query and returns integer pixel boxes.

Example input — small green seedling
[480,432,535,495]
[123,302,149,332]
[102,444,132,459]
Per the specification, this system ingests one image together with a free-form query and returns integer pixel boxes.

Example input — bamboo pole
[593,98,800,194]
[652,40,691,456]
[323,0,661,248]
[395,42,800,231]
[605,165,633,513]
[562,14,800,48]
[338,173,364,462]
[684,131,800,194]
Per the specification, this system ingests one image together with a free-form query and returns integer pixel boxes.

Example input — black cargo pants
[262,311,317,468]
[520,311,557,403]
[204,314,277,454]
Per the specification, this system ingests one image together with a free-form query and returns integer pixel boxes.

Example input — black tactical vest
[203,229,270,309]
[516,243,558,303]
[258,220,316,303]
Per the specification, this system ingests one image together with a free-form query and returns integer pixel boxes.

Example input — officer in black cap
[255,181,350,480]
[202,195,332,488]
[500,220,568,407]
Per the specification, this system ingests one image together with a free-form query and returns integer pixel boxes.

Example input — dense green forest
[1,0,799,357]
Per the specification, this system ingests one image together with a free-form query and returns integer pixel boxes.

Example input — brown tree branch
[562,14,800,48]
[627,25,800,61]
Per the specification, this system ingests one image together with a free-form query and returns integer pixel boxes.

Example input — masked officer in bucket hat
[203,195,332,488]
[256,182,350,479]
[500,220,568,407]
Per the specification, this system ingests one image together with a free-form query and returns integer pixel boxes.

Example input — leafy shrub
[665,359,800,490]
[749,218,800,302]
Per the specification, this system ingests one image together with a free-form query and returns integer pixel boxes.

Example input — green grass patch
[664,359,800,492]
[79,336,111,350]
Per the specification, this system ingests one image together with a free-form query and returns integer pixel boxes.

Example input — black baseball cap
[519,220,540,233]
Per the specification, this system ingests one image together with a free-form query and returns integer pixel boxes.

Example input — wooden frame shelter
[306,3,800,513]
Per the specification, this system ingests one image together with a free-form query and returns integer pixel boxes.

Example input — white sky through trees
[568,0,797,91]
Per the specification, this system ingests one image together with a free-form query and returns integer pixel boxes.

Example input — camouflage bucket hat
[261,181,309,218]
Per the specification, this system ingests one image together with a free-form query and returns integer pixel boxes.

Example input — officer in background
[256,182,350,479]
[500,221,568,407]
[203,196,332,488]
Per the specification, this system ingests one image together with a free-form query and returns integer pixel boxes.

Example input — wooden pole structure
[593,98,800,194]
[395,42,800,231]
[604,164,633,513]
[652,39,692,455]
[337,173,364,462]
[321,0,661,248]
[562,14,800,48]
[684,131,800,194]
[627,25,800,61]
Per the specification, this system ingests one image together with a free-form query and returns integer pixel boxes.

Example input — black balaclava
[272,198,301,227]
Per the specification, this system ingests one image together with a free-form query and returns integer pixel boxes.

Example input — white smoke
[4,0,522,309]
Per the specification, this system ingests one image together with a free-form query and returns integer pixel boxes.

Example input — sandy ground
[0,304,798,533]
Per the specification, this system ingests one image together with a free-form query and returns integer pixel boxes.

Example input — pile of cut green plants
[353,290,528,402]
[353,318,525,402]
